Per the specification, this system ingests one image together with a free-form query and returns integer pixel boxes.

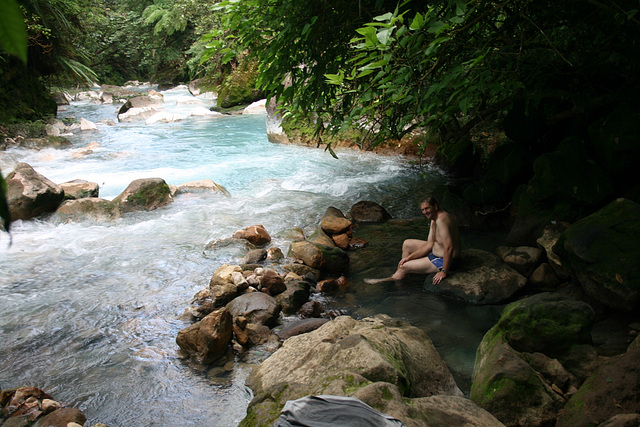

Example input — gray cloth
[273,395,406,427]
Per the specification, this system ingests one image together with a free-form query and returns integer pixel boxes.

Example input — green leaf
[0,0,27,63]
[376,28,393,45]
[409,13,424,30]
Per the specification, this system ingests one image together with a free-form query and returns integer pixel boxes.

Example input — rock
[266,247,284,261]
[235,322,275,347]
[496,245,543,277]
[289,241,325,269]
[274,279,310,315]
[554,198,640,311]
[526,262,562,292]
[332,233,351,250]
[423,249,526,304]
[321,207,352,234]
[33,407,86,427]
[260,270,286,296]
[175,179,230,196]
[59,179,99,200]
[243,248,267,264]
[349,200,391,223]
[226,292,281,327]
[145,111,186,124]
[299,300,324,318]
[307,226,336,247]
[79,118,98,131]
[557,349,640,426]
[243,99,267,114]
[315,244,349,274]
[117,96,164,122]
[6,163,64,220]
[274,317,329,340]
[176,308,233,364]
[112,178,173,213]
[317,279,339,294]
[52,198,121,223]
[496,292,595,356]
[242,315,462,426]
[598,414,640,427]
[470,327,565,427]
[536,221,572,280]
[233,225,271,246]
[203,237,255,259]
[358,391,506,427]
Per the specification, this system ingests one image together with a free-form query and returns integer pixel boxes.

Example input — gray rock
[226,292,281,327]
[242,314,462,426]
[424,248,526,304]
[6,163,64,220]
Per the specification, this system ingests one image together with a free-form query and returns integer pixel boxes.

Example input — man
[366,196,460,285]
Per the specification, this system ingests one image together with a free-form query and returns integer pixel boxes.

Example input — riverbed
[0,86,503,426]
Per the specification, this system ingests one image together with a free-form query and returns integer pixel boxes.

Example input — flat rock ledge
[240,314,503,427]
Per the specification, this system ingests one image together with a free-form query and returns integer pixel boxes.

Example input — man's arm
[433,216,455,284]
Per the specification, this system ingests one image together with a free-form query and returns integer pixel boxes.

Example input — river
[0,86,502,426]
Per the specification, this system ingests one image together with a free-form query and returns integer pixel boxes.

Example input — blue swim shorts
[428,253,458,270]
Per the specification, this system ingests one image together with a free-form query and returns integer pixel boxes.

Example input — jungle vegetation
[1,0,640,239]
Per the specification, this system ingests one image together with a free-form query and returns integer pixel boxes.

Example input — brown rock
[176,308,233,364]
[349,201,391,223]
[233,225,271,246]
[260,270,286,296]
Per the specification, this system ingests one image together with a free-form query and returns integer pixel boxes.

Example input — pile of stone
[176,202,391,365]
[0,386,107,427]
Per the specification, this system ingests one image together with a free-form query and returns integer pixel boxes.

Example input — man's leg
[365,239,431,283]
[392,254,439,279]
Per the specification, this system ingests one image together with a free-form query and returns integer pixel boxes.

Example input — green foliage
[0,0,28,62]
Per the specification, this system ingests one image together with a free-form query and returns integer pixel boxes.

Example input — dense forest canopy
[1,0,640,239]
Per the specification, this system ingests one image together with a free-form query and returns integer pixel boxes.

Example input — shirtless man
[366,196,460,285]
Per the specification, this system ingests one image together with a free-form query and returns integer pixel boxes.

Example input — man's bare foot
[364,277,395,284]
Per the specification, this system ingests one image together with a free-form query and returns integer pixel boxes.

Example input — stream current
[0,86,502,426]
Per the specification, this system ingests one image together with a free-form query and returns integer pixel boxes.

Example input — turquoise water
[0,86,498,426]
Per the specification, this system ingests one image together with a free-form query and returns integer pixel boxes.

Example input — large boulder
[557,349,640,427]
[471,293,599,426]
[6,162,64,220]
[112,178,173,213]
[176,307,233,364]
[495,293,596,356]
[242,315,464,426]
[471,327,566,427]
[423,249,526,304]
[554,198,640,311]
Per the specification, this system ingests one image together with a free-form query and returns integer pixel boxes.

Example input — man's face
[421,202,434,219]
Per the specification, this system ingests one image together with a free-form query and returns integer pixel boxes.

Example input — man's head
[419,196,439,219]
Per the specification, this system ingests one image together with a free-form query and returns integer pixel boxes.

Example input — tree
[215,0,640,153]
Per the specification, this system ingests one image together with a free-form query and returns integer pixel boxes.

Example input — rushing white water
[2,86,479,426]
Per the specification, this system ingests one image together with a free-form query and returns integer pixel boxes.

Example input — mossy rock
[496,292,595,356]
[554,198,640,311]
[470,326,565,426]
[112,178,173,213]
[217,60,264,108]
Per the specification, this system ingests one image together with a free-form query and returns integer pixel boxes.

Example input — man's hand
[433,271,447,285]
